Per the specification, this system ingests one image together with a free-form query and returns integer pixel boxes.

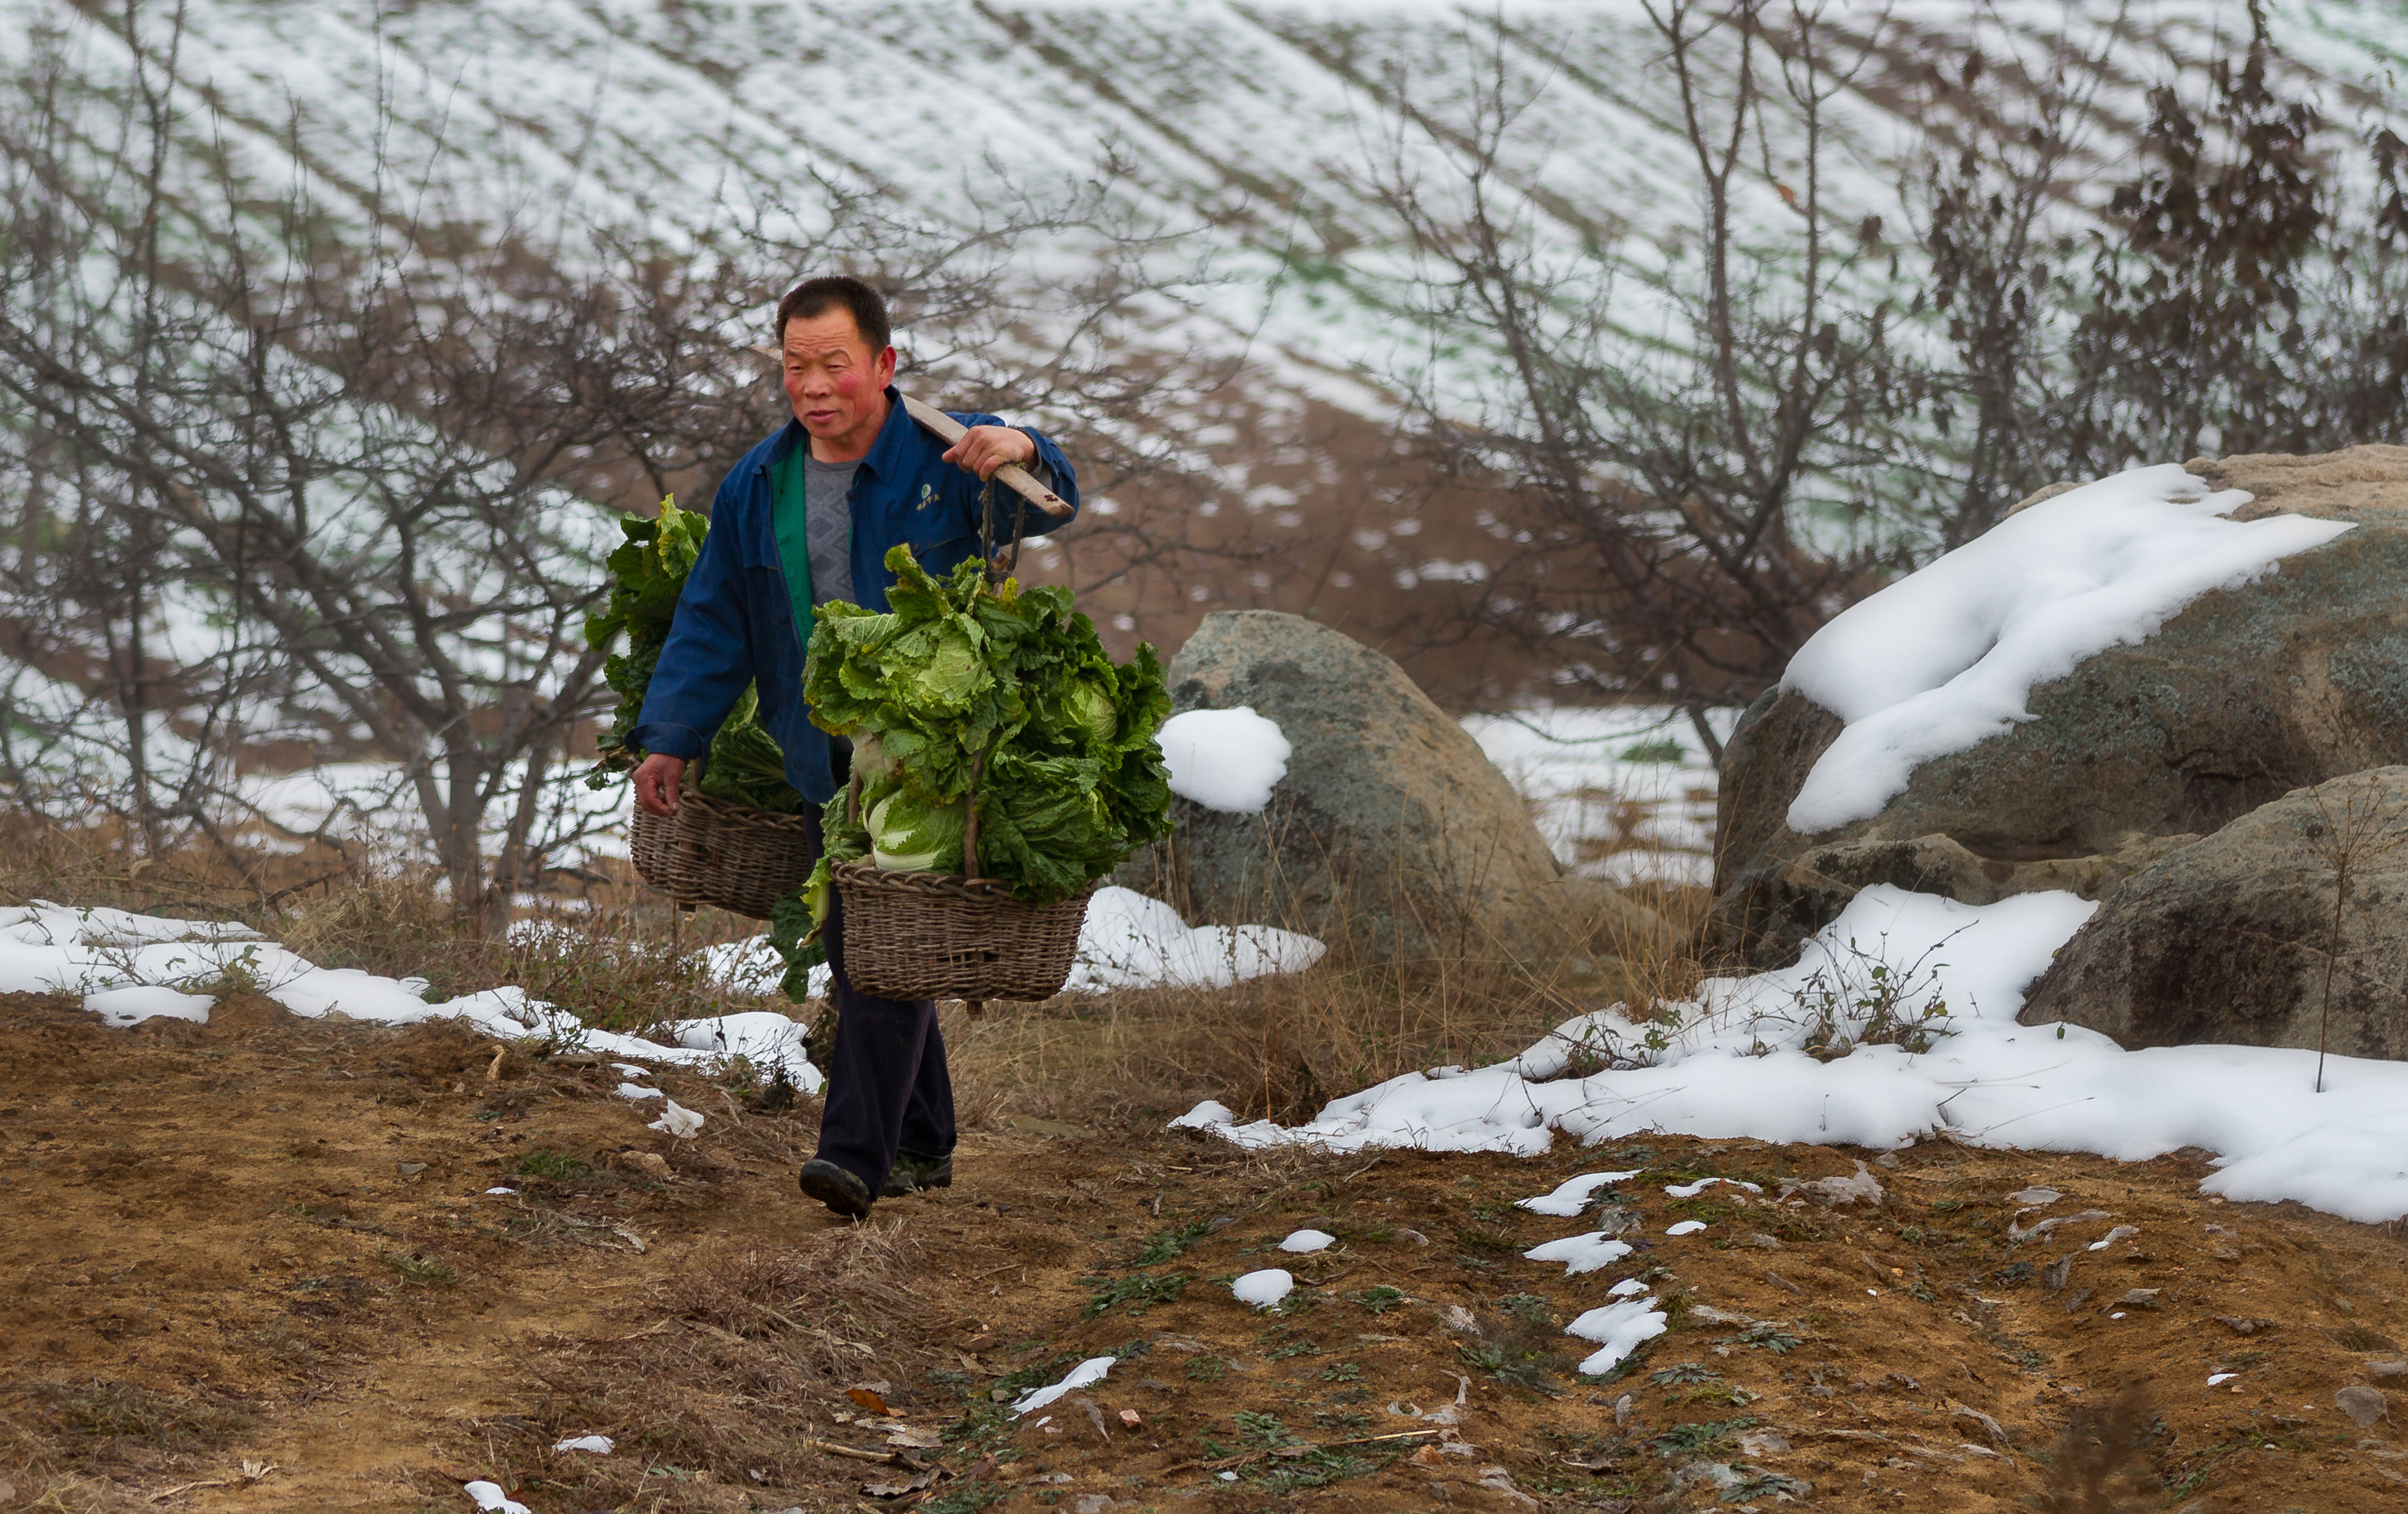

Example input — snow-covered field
[1462,706,1732,887]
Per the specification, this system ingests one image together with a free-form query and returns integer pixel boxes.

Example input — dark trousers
[806,811,955,1191]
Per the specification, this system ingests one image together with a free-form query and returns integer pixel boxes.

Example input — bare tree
[0,1,1245,925]
[1358,1,1933,757]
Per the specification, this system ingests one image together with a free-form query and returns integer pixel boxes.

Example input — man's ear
[876,344,899,385]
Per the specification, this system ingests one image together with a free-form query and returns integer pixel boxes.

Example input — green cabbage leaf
[782,546,1172,972]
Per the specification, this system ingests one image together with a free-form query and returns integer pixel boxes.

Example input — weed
[1677,1383,1757,1407]
[35,1381,257,1452]
[1493,1292,1553,1323]
[1350,1286,1407,1314]
[1730,1469,1813,1500]
[1651,1362,1720,1387]
[1734,1324,1802,1353]
[1130,1218,1213,1266]
[919,1487,1004,1514]
[1648,1415,1761,1458]
[1753,930,1961,1060]
[1451,1223,1517,1254]
[1458,1340,1557,1396]
[1266,1339,1321,1361]
[1185,1356,1229,1383]
[1080,1271,1190,1318]
[377,1249,457,1285]
[1318,1362,1362,1383]
[2337,1324,2397,1352]
[512,1147,595,1185]
[1326,1218,1394,1245]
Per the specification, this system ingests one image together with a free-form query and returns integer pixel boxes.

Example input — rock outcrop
[1709,446,2408,966]
[1116,611,1667,964]
[2020,767,2408,1057]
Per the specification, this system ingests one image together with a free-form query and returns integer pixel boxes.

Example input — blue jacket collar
[761,387,913,476]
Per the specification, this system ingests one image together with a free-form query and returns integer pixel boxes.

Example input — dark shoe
[881,1149,955,1197]
[798,1158,874,1218]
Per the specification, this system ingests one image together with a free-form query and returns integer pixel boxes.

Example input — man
[627,275,1078,1219]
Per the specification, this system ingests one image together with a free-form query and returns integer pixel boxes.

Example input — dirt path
[6,992,2408,1513]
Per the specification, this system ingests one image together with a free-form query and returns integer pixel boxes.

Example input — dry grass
[952,877,1714,1129]
[501,1225,953,1510]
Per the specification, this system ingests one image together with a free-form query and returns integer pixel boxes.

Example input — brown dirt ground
[7,991,2408,1514]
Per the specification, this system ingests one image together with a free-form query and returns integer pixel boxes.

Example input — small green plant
[1778,931,1963,1060]
[1327,1218,1395,1245]
[1350,1285,1407,1315]
[1452,1223,1518,1254]
[512,1147,595,1185]
[1458,1340,1558,1396]
[1735,1323,1802,1353]
[1648,1415,1761,1458]
[1266,1338,1321,1361]
[1131,1218,1214,1265]
[1081,1271,1189,1318]
[1185,1355,1229,1383]
[1318,1362,1362,1383]
[1621,738,1688,764]
[1651,1362,1720,1386]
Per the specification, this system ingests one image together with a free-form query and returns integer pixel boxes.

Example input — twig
[803,1436,916,1465]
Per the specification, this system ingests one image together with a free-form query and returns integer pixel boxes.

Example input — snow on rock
[552,1434,614,1454]
[83,985,215,1025]
[1522,1232,1634,1276]
[3,902,820,1092]
[1664,1220,1707,1236]
[1783,464,2353,833]
[1280,1229,1335,1254]
[1012,1356,1115,1415]
[1158,706,1291,814]
[1231,1269,1294,1309]
[1565,1296,1669,1375]
[613,1082,663,1101]
[1173,881,2408,1225]
[1515,1170,1643,1217]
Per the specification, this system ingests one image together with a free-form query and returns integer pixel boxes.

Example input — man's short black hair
[776,275,891,354]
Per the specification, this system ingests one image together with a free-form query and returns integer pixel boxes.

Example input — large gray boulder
[2020,767,2408,1056]
[1708,446,2408,967]
[1116,611,1668,965]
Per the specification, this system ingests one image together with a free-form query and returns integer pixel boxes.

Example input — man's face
[781,309,897,460]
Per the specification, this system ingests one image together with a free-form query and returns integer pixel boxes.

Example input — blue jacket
[628,387,1079,805]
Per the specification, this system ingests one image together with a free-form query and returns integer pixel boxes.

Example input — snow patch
[1012,1356,1115,1415]
[1565,1296,1669,1375]
[1172,882,2408,1225]
[1231,1269,1294,1309]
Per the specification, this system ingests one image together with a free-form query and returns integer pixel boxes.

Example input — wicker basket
[630,791,818,921]
[833,859,1094,1002]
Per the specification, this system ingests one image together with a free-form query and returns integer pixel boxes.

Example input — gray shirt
[802,454,858,607]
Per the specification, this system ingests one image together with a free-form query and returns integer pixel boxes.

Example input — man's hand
[633,753,686,817]
[941,424,1037,480]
